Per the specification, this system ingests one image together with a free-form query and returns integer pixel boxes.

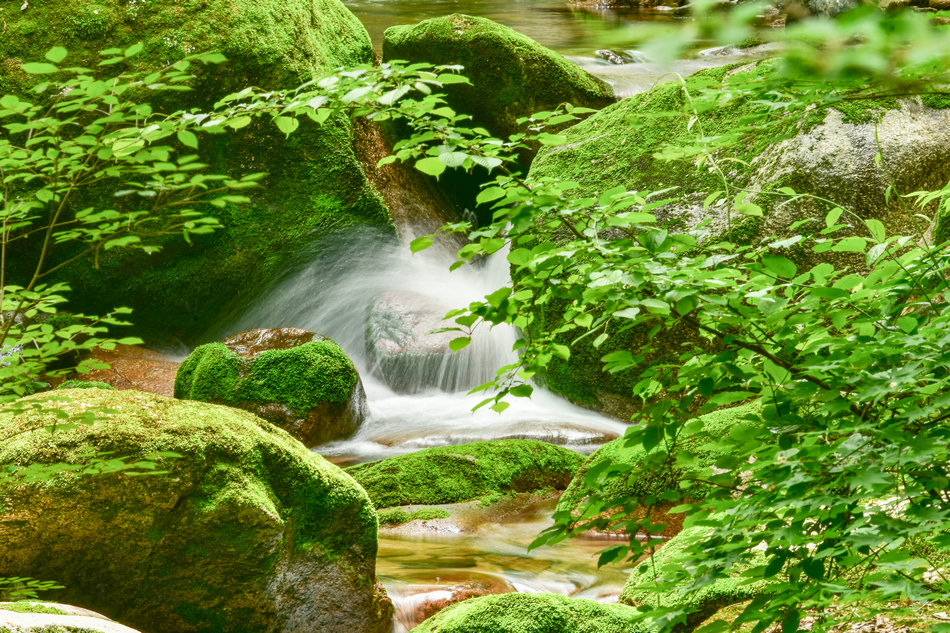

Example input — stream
[213,6,770,628]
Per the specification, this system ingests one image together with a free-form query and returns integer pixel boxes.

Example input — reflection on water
[347,0,683,57]
[377,498,633,632]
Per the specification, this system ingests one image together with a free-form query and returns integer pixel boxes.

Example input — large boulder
[555,403,761,535]
[174,328,368,446]
[2,0,393,341]
[410,592,643,633]
[525,62,950,412]
[345,439,586,508]
[382,15,615,141]
[0,388,392,633]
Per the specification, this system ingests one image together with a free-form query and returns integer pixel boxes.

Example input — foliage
[0,577,64,602]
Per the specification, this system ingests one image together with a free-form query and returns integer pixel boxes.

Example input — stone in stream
[555,403,761,537]
[367,290,485,393]
[382,14,615,142]
[175,328,368,447]
[0,602,145,633]
[2,0,393,342]
[56,344,181,397]
[523,61,950,417]
[0,389,392,633]
[410,592,644,633]
[345,439,586,508]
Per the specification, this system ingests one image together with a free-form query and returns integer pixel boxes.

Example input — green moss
[174,339,357,411]
[377,507,451,526]
[524,61,950,411]
[411,592,645,633]
[382,14,615,140]
[346,440,586,508]
[620,524,770,626]
[0,388,382,633]
[556,402,762,518]
[0,602,67,615]
[55,381,115,391]
[2,0,394,343]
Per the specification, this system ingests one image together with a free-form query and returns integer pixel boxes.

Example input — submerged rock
[0,389,392,633]
[346,439,586,508]
[367,290,483,393]
[175,328,367,446]
[410,592,643,633]
[382,14,615,141]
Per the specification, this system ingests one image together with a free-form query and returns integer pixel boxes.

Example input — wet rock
[596,50,628,65]
[367,291,465,393]
[0,602,144,633]
[345,439,586,508]
[175,328,368,447]
[0,389,392,633]
[400,577,516,630]
[56,344,180,397]
[410,592,643,633]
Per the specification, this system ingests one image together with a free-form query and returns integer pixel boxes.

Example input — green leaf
[177,130,198,149]
[410,235,433,253]
[45,47,68,64]
[762,254,797,278]
[124,42,144,57]
[896,315,917,333]
[491,401,510,413]
[476,187,506,205]
[22,63,59,75]
[274,116,299,137]
[865,218,886,242]
[537,133,567,146]
[832,237,868,253]
[449,337,471,352]
[415,156,446,177]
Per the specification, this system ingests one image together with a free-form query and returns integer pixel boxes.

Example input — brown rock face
[56,344,180,397]
[222,327,329,357]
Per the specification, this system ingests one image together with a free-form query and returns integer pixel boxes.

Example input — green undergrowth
[556,402,762,518]
[377,507,451,526]
[345,439,586,508]
[620,523,771,628]
[410,592,645,633]
[174,340,358,411]
[2,0,394,342]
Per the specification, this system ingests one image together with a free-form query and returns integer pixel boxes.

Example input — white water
[215,225,625,464]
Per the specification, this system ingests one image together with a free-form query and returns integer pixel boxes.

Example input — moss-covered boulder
[0,602,143,633]
[410,592,644,633]
[345,439,586,508]
[526,62,950,412]
[382,15,615,140]
[0,389,392,633]
[3,0,393,341]
[556,403,761,533]
[174,328,367,447]
[620,524,770,628]
[56,380,116,391]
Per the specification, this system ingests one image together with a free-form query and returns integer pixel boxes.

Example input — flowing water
[212,3,772,624]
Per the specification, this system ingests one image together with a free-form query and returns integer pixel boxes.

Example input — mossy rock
[0,601,143,633]
[410,592,644,633]
[3,0,394,341]
[55,380,116,391]
[525,62,950,412]
[0,389,392,633]
[377,507,451,526]
[620,524,771,628]
[345,439,587,508]
[556,403,761,532]
[174,328,367,447]
[383,14,615,141]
